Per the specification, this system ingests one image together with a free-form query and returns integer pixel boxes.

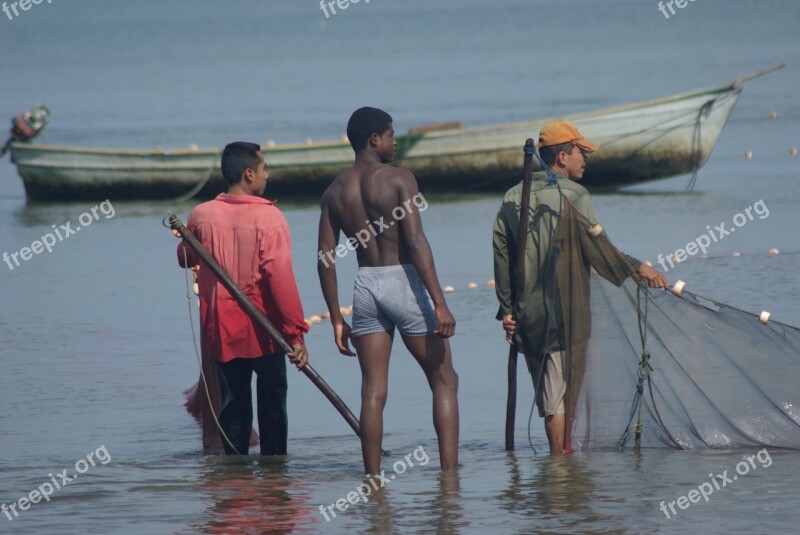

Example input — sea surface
[1,1,799,533]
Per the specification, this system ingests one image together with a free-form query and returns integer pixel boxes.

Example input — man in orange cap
[493,120,668,454]
[537,120,599,179]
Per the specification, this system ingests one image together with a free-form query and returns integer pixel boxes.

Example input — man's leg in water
[253,353,288,456]
[526,352,567,454]
[542,351,567,454]
[353,331,393,475]
[401,334,459,470]
[545,414,565,454]
[214,358,254,455]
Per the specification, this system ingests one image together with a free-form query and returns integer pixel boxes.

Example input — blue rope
[535,151,559,186]
[524,143,558,184]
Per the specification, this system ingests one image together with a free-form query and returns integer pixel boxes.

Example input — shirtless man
[317,107,459,475]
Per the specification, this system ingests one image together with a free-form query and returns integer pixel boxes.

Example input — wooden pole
[505,138,536,451]
[168,214,365,442]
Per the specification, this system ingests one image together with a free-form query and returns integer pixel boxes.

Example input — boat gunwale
[9,65,781,158]
[9,85,734,157]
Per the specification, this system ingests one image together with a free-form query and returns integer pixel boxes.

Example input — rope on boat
[591,89,739,151]
[450,90,738,196]
[685,98,716,192]
[174,157,219,202]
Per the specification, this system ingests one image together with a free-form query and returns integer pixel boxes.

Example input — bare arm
[317,196,355,355]
[577,190,668,288]
[395,171,455,338]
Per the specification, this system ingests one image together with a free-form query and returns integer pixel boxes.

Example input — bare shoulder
[376,165,418,196]
[321,171,350,206]
[379,164,416,182]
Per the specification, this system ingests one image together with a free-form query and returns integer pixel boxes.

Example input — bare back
[320,162,421,267]
[317,146,452,338]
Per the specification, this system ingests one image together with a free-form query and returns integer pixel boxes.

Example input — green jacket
[492,171,641,356]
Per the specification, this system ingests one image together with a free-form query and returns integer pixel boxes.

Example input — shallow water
[2,0,800,533]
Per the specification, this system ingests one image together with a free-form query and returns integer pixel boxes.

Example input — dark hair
[221,142,261,185]
[346,107,393,152]
[539,142,575,167]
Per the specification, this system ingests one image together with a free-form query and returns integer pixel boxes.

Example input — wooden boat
[8,66,782,202]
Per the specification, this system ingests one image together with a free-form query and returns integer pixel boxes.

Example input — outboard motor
[1,105,51,157]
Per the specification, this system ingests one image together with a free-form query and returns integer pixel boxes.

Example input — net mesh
[574,277,800,450]
[553,199,800,450]
[184,339,225,454]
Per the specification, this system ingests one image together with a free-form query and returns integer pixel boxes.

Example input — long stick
[168,214,365,442]
[505,138,536,451]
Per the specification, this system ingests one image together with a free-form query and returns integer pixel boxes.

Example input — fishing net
[551,200,800,451]
[574,276,800,450]
[184,339,225,454]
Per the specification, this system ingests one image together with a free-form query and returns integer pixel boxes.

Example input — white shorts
[351,264,438,338]
[525,351,566,418]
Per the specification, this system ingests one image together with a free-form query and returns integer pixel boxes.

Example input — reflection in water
[359,469,467,534]
[361,481,397,535]
[499,451,625,530]
[429,471,467,535]
[192,457,316,534]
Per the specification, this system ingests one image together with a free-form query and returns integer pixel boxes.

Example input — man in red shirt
[178,141,309,456]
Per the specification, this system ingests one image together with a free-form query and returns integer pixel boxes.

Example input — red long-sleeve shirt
[177,193,308,363]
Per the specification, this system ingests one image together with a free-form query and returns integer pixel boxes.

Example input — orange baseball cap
[538,120,599,152]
